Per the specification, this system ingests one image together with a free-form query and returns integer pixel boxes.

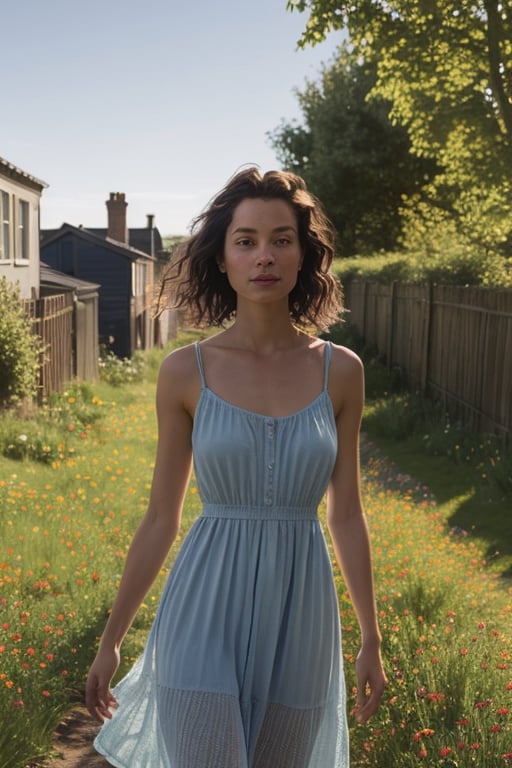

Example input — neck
[226,307,303,354]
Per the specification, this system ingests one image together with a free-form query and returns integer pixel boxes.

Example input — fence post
[421,282,433,394]
[387,281,396,369]
[362,281,369,338]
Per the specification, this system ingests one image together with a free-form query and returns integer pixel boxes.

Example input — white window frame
[0,189,11,263]
[15,198,30,264]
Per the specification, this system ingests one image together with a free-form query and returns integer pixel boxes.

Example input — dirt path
[42,705,110,767]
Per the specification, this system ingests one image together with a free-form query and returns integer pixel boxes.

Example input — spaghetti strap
[323,341,332,391]
[194,342,207,388]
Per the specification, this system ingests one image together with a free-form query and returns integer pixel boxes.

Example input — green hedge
[0,278,41,407]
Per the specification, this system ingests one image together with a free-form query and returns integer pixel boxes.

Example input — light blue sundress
[94,341,349,767]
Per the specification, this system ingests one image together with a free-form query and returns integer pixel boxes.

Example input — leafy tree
[287,0,512,259]
[270,46,436,255]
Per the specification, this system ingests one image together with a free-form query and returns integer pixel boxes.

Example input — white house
[0,155,47,299]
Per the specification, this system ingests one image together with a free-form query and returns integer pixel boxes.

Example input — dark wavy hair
[160,167,343,330]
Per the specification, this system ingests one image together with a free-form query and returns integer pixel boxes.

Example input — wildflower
[41,690,51,697]
[414,728,435,740]
[427,693,445,702]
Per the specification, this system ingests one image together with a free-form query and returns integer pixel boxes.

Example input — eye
[235,237,254,247]
[275,237,292,246]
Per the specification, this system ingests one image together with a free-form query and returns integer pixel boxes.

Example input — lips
[251,274,280,284]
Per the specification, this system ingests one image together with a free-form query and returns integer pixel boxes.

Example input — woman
[86,168,386,767]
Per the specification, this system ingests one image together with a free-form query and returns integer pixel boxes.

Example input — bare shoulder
[329,341,364,380]
[327,342,364,416]
[157,343,201,417]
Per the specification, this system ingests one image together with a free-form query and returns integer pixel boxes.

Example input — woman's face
[221,197,303,308]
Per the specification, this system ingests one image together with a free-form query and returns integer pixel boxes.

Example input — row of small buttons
[265,419,275,505]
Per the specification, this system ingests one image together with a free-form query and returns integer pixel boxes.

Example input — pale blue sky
[2,0,341,236]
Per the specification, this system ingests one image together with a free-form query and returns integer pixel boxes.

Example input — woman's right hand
[85,646,121,723]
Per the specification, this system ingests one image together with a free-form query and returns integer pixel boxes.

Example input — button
[268,463,273,470]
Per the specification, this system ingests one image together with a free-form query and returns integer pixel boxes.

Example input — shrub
[0,383,104,464]
[98,349,146,386]
[0,278,41,407]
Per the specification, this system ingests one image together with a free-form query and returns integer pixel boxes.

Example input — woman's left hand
[354,641,387,723]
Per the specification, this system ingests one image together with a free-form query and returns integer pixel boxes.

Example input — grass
[0,326,510,767]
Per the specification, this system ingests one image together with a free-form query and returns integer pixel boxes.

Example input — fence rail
[344,281,512,436]
[23,293,74,401]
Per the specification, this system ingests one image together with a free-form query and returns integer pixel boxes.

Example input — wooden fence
[344,281,512,436]
[23,293,74,401]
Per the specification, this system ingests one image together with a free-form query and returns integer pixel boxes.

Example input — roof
[40,223,156,261]
[40,262,100,299]
[0,156,48,191]
[86,227,165,258]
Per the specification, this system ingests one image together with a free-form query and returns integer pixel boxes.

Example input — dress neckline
[193,339,333,422]
[197,386,333,422]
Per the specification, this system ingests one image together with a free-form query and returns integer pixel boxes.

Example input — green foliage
[0,383,104,463]
[287,1,512,261]
[269,45,436,255]
[333,252,412,284]
[333,243,512,287]
[99,349,146,386]
[0,277,41,407]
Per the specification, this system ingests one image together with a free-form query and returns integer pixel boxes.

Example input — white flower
[18,434,28,442]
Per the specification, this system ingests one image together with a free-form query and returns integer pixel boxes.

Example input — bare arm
[327,348,386,723]
[85,350,194,721]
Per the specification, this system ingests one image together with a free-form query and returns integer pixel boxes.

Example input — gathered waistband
[201,504,318,521]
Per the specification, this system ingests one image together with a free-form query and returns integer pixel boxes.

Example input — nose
[256,245,275,265]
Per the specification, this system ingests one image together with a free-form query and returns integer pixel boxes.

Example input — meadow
[0,331,510,767]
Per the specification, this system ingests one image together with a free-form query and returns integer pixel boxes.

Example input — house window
[0,190,10,262]
[16,199,30,263]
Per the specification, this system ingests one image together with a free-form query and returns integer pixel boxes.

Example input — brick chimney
[106,192,128,243]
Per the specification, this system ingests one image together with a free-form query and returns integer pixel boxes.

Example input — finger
[355,678,386,723]
[85,680,117,722]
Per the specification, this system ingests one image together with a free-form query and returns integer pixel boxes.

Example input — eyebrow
[231,225,297,235]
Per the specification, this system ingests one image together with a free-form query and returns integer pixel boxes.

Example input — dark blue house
[41,193,157,359]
